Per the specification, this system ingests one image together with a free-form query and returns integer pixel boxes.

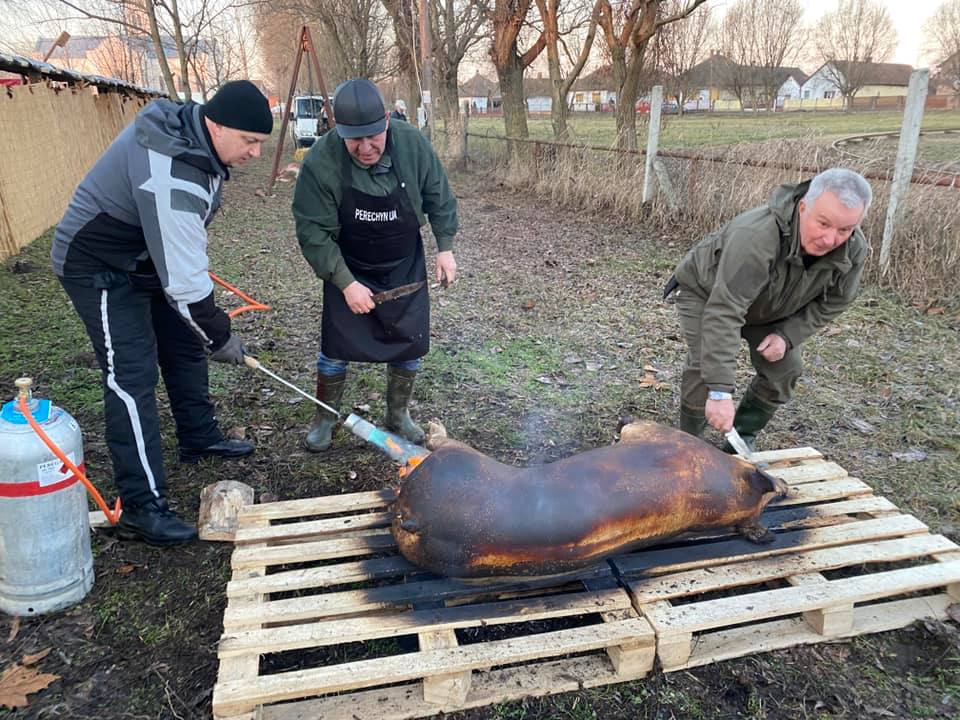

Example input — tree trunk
[494,48,529,148]
[142,0,179,99]
[440,69,465,168]
[170,0,191,101]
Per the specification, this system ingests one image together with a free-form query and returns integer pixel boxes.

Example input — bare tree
[597,0,708,150]
[534,0,602,140]
[653,0,712,113]
[292,0,396,83]
[489,0,546,145]
[430,0,490,158]
[380,0,421,128]
[719,0,804,111]
[253,4,301,96]
[925,0,960,95]
[813,0,897,109]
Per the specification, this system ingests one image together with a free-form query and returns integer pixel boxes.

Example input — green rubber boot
[723,388,779,453]
[384,366,425,444]
[305,373,346,452]
[679,404,707,438]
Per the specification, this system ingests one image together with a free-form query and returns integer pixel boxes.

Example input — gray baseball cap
[333,78,387,139]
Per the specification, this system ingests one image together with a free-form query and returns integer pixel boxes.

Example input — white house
[802,61,913,100]
[568,66,617,112]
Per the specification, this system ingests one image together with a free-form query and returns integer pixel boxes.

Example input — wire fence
[433,125,960,310]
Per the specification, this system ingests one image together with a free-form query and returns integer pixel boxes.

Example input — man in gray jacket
[52,80,272,546]
[665,168,872,451]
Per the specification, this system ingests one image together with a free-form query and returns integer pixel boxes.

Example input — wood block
[657,631,694,669]
[601,609,655,677]
[788,572,854,636]
[199,481,255,541]
[419,629,471,705]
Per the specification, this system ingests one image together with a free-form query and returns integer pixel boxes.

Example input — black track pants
[60,274,221,507]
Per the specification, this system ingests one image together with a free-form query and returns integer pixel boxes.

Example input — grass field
[461,109,960,150]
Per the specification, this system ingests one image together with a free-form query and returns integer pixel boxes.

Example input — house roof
[573,65,616,92]
[35,34,209,61]
[682,53,736,88]
[682,54,806,89]
[815,60,914,86]
[458,71,496,97]
[524,75,553,98]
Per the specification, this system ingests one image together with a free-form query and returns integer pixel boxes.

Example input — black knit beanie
[203,80,273,134]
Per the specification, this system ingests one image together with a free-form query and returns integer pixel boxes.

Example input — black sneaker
[115,498,198,547]
[179,438,254,464]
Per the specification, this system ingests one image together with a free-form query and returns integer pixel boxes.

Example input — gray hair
[804,168,873,215]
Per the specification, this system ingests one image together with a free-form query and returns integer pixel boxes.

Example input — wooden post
[642,85,664,204]
[880,69,929,274]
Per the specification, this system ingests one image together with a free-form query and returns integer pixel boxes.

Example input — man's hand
[210,335,245,365]
[705,397,735,432]
[344,281,375,314]
[436,251,457,288]
[757,333,787,362]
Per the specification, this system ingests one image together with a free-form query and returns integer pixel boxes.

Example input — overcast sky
[799,0,941,67]
[0,0,949,72]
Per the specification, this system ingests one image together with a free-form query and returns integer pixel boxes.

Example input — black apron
[321,146,430,362]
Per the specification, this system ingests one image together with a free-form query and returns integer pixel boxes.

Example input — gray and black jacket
[52,99,230,349]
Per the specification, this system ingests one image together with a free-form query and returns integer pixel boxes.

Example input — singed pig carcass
[390,422,788,580]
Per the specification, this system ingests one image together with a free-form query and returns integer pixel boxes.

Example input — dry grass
[463,133,960,311]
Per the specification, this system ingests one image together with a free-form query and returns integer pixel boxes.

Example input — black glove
[209,335,245,365]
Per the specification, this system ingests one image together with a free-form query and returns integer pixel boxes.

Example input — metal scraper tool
[243,356,341,418]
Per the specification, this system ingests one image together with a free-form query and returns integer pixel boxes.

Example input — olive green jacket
[293,119,458,289]
[673,180,867,393]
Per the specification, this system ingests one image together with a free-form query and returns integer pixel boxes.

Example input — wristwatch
[708,391,733,401]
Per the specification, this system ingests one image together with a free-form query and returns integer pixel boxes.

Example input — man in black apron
[293,79,459,452]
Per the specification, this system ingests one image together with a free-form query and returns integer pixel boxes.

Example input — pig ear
[748,468,788,496]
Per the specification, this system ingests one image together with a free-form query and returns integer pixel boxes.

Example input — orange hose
[17,396,122,525]
[208,271,271,318]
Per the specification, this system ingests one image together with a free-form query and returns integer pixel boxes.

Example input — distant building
[802,61,913,100]
[458,70,497,113]
[524,74,553,113]
[35,34,212,97]
[569,66,617,112]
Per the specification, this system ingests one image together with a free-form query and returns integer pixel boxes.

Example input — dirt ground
[1,133,959,720]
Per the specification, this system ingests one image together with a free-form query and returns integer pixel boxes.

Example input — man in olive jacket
[665,168,872,450]
[293,78,458,452]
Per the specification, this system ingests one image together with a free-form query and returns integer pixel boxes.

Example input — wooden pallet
[212,490,655,720]
[614,447,960,671]
[212,447,960,719]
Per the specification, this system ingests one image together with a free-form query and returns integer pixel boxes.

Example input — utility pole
[417,0,433,138]
[42,31,70,63]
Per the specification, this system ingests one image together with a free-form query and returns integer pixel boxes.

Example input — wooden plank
[219,589,631,658]
[748,447,822,464]
[614,514,929,577]
[213,618,654,717]
[234,511,393,544]
[227,555,418,599]
[643,561,960,635]
[419,629,471,705]
[625,534,957,604]
[223,567,615,630]
[771,462,848,486]
[259,653,648,720]
[673,593,954,671]
[215,516,269,720]
[770,477,873,506]
[763,496,898,527]
[238,489,394,522]
[231,531,395,571]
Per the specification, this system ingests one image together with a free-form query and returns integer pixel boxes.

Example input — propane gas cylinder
[0,378,93,615]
